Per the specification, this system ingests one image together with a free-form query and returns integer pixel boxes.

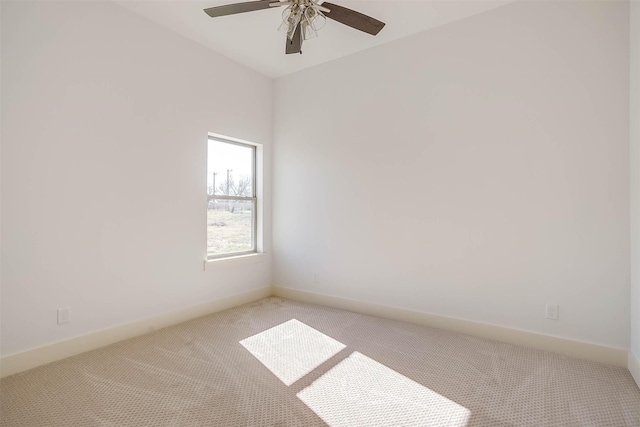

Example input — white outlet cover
[546,304,559,320]
[57,308,70,324]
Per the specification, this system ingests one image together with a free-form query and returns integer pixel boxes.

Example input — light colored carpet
[1,297,639,426]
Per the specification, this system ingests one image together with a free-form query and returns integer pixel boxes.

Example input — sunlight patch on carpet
[240,319,346,386]
[297,352,470,427]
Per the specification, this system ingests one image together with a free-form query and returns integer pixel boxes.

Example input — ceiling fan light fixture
[279,5,302,41]
[305,6,326,31]
[279,1,328,41]
[301,21,317,40]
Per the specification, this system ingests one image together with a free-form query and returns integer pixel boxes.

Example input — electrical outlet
[313,272,319,283]
[57,308,70,325]
[545,304,559,320]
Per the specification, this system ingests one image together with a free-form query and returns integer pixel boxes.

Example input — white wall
[631,0,640,362]
[273,1,630,349]
[0,2,3,355]
[0,1,272,357]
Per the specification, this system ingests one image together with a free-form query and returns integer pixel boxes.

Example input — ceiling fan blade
[204,0,276,18]
[286,23,302,54]
[322,2,385,36]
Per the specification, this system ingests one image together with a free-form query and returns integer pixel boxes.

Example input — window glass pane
[207,140,254,197]
[207,199,254,257]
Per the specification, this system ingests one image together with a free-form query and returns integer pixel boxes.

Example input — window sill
[204,252,268,270]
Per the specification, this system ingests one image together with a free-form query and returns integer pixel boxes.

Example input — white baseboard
[273,286,628,367]
[0,286,272,378]
[629,351,640,389]
[2,285,629,379]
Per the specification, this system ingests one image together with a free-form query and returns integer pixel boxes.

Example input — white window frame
[207,135,258,260]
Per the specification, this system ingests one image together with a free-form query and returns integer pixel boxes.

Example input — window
[207,136,257,259]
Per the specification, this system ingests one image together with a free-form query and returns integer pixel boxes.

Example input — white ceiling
[115,0,513,79]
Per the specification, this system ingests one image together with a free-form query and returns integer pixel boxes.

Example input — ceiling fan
[204,0,385,55]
